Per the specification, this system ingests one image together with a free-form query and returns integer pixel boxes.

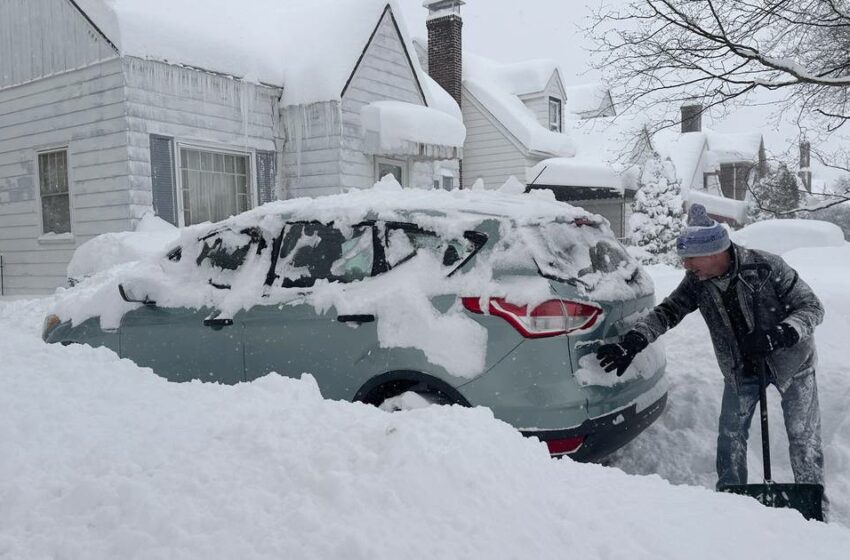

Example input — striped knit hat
[676,204,731,257]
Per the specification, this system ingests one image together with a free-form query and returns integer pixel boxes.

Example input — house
[0,0,464,295]
[416,1,636,238]
[656,103,767,227]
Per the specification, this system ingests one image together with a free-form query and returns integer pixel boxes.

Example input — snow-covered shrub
[628,157,685,264]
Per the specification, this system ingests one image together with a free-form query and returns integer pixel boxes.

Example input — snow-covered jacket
[633,244,824,390]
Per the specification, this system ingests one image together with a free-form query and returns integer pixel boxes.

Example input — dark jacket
[632,244,824,390]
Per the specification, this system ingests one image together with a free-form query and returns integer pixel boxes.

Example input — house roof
[71,0,450,110]
[462,52,575,157]
[563,83,615,118]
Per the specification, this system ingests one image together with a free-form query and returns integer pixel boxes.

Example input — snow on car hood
[49,179,650,378]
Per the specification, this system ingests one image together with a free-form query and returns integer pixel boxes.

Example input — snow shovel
[718,262,824,522]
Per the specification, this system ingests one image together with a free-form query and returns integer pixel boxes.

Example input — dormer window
[548,97,562,132]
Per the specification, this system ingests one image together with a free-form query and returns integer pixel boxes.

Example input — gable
[0,0,117,89]
[341,6,426,106]
[544,72,567,102]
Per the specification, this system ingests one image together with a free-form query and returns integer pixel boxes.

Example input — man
[597,204,824,492]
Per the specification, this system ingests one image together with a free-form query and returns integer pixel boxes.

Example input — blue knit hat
[676,204,731,257]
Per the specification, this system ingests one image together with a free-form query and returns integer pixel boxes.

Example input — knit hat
[676,204,731,257]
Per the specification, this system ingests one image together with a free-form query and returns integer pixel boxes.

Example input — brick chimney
[799,140,812,192]
[424,0,464,109]
[681,102,703,133]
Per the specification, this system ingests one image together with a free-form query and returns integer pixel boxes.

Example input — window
[548,97,562,133]
[38,149,71,234]
[180,147,251,226]
[442,176,454,190]
[384,224,480,274]
[718,163,752,201]
[375,158,406,187]
[277,223,375,288]
[192,227,268,289]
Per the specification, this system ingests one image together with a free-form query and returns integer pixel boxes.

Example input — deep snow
[2,244,850,558]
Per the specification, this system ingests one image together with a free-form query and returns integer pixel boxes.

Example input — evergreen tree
[748,163,801,222]
[629,157,685,264]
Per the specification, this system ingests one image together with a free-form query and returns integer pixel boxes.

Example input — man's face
[682,251,732,280]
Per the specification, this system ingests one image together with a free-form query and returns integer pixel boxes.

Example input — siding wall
[0,0,117,90]
[282,101,343,198]
[339,9,435,191]
[461,91,528,190]
[122,58,284,223]
[0,58,128,294]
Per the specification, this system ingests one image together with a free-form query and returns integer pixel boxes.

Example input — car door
[119,226,271,385]
[242,221,384,400]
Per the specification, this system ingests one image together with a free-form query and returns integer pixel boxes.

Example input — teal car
[43,192,667,461]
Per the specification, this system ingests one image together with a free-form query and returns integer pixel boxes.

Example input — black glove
[742,323,799,355]
[596,331,649,377]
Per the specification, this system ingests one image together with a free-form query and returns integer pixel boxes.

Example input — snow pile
[66,214,179,283]
[49,182,650,378]
[4,294,850,558]
[731,219,847,255]
[463,52,576,156]
[361,101,466,152]
[687,190,749,225]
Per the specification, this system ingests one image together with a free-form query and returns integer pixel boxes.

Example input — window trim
[548,96,563,133]
[374,157,408,187]
[35,146,75,241]
[174,142,256,227]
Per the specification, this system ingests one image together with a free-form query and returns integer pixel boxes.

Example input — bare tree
[588,0,850,209]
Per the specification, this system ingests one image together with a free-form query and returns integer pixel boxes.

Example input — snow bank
[66,214,179,283]
[731,219,847,255]
[3,296,850,558]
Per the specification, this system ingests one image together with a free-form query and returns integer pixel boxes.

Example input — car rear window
[383,223,483,274]
[519,221,639,290]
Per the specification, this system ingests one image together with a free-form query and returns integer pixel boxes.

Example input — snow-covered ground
[2,244,850,558]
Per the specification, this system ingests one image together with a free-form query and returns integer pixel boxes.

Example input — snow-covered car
[42,182,667,461]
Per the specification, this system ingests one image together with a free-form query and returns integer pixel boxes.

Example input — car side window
[277,222,375,288]
[384,224,474,271]
[191,227,267,288]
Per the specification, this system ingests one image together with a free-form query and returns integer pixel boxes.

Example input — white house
[656,103,766,227]
[0,0,464,294]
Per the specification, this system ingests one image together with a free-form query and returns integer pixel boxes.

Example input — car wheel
[378,390,452,412]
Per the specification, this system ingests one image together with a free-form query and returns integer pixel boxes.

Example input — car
[43,184,667,461]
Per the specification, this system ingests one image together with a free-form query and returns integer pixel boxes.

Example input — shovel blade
[719,483,824,521]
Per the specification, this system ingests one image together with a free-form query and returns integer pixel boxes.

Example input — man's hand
[596,331,649,377]
[742,323,800,355]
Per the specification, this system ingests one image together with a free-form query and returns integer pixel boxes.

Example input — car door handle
[203,317,234,328]
[337,314,375,324]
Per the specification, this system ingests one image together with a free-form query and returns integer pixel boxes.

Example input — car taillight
[461,297,602,338]
[545,435,585,456]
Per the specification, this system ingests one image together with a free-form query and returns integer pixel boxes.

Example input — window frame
[718,162,752,201]
[548,96,563,133]
[35,146,74,239]
[175,142,255,227]
[374,157,408,187]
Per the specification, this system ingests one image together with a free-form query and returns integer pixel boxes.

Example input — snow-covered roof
[655,132,709,191]
[686,190,749,225]
[705,131,763,164]
[527,157,632,191]
[656,129,763,188]
[463,52,575,157]
[564,83,615,118]
[361,101,465,157]
[72,0,444,109]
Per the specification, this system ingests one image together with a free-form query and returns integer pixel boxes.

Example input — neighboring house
[417,1,634,237]
[656,103,766,227]
[0,0,463,294]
